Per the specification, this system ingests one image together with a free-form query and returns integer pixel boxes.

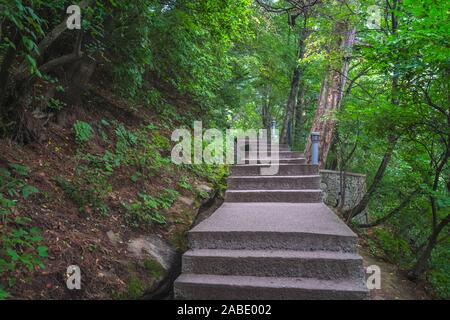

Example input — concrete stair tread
[191,202,356,238]
[228,175,320,179]
[176,274,367,292]
[245,151,304,156]
[243,157,305,160]
[225,190,322,203]
[184,249,362,260]
[232,163,312,167]
[230,164,319,176]
[175,136,367,299]
[226,189,321,192]
[227,176,321,190]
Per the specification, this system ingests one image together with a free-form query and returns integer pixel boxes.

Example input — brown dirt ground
[358,242,431,300]
[0,87,215,300]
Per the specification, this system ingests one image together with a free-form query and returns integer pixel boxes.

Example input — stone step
[227,176,321,190]
[231,164,319,176]
[225,190,322,202]
[237,145,291,152]
[245,151,304,159]
[240,139,288,146]
[174,274,368,300]
[237,157,306,165]
[190,230,356,252]
[182,249,364,280]
[189,203,357,252]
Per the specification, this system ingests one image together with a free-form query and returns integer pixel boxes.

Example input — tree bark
[280,19,308,144]
[304,25,356,167]
[343,135,398,222]
[0,29,20,109]
[292,76,305,148]
[261,85,272,132]
[15,0,89,81]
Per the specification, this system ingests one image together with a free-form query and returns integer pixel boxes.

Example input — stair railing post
[311,132,320,165]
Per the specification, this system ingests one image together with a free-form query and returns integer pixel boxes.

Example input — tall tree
[304,21,356,167]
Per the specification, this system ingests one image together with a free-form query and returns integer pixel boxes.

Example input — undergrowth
[0,164,46,299]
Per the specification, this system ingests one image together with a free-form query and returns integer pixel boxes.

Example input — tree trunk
[0,29,20,110]
[280,20,308,144]
[304,25,356,167]
[408,214,450,280]
[343,136,398,222]
[261,85,272,132]
[354,188,420,228]
[292,77,305,149]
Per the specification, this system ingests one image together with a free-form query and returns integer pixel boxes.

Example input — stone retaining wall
[319,170,368,223]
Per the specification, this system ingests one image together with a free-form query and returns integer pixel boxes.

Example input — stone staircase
[174,142,368,299]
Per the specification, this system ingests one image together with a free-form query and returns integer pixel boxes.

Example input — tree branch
[354,188,420,228]
[15,1,89,79]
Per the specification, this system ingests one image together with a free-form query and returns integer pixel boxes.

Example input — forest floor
[358,243,431,300]
[0,82,222,299]
[0,80,434,299]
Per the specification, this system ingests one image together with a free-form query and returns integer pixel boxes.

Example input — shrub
[0,164,46,299]
[73,121,93,145]
[122,189,179,227]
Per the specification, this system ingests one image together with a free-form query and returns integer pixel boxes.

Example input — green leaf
[0,287,10,300]
[9,163,29,176]
[21,185,39,199]
[6,249,19,262]
[36,246,48,258]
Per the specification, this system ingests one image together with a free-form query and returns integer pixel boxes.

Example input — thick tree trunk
[280,21,308,144]
[304,25,356,167]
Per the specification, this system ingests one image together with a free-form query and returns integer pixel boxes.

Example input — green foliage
[331,0,450,298]
[73,121,94,145]
[372,228,413,266]
[1,0,447,300]
[151,132,170,151]
[120,274,145,300]
[427,241,450,299]
[178,176,192,191]
[55,165,111,216]
[0,164,45,299]
[122,189,179,227]
[47,97,66,111]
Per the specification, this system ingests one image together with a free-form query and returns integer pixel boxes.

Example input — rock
[196,184,212,194]
[127,235,176,271]
[106,230,122,245]
[179,196,195,207]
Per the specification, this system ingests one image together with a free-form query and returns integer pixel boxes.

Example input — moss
[170,231,189,252]
[113,263,148,300]
[127,276,145,299]
[114,274,145,300]
[144,259,165,279]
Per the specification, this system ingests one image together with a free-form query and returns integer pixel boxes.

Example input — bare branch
[354,188,420,228]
